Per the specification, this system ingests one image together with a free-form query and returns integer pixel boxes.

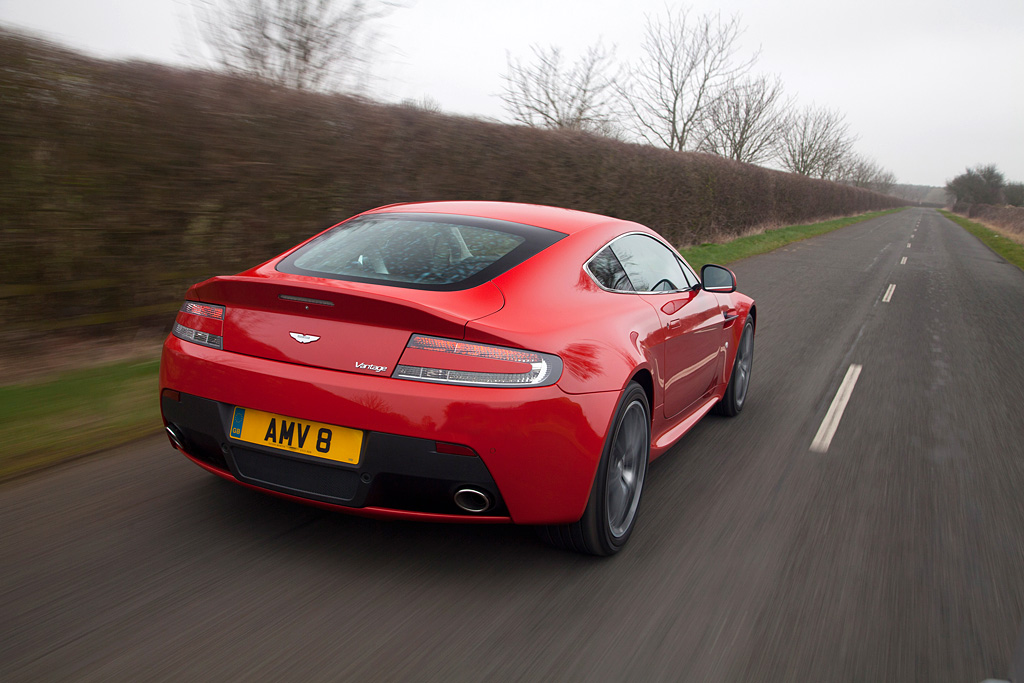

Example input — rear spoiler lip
[184,274,506,341]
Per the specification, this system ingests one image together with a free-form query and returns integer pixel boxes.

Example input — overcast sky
[2,0,1022,187]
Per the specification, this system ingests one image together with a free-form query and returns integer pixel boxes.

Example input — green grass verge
[939,210,1024,272]
[679,208,904,270]
[0,359,162,481]
[0,208,906,481]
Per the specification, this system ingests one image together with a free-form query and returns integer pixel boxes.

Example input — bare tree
[871,169,898,194]
[826,151,858,185]
[946,164,1006,205]
[500,43,620,134]
[400,95,443,113]
[778,105,857,178]
[851,156,901,193]
[839,154,897,193]
[1005,182,1024,207]
[620,7,755,151]
[191,0,396,91]
[698,74,788,164]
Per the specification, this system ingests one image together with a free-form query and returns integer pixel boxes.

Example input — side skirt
[650,395,720,458]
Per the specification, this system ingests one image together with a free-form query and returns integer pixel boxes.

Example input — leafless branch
[777,105,857,178]
[191,0,399,92]
[620,7,756,151]
[500,42,620,135]
[698,74,788,164]
[833,154,897,193]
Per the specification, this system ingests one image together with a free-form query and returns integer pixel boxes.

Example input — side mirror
[701,264,737,293]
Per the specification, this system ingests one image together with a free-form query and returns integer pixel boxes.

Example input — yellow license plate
[230,407,362,465]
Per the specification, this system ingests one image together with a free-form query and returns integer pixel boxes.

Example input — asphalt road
[3,208,1024,682]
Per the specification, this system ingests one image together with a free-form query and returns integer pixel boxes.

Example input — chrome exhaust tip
[454,487,492,513]
[165,424,186,451]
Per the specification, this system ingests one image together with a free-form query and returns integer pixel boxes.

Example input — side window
[586,246,634,291]
[609,234,690,293]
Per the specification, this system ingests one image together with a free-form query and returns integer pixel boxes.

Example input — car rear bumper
[160,336,619,524]
[162,390,513,520]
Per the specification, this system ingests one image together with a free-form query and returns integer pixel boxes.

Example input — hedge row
[953,204,1024,238]
[0,30,904,348]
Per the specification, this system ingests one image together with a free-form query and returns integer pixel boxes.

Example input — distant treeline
[890,184,948,208]
[0,30,903,348]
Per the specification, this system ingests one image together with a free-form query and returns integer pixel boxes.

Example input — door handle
[723,310,739,324]
[667,319,682,330]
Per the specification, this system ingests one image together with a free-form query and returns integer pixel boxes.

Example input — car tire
[539,381,650,556]
[714,317,754,417]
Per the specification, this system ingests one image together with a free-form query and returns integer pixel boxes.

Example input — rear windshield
[277,213,564,290]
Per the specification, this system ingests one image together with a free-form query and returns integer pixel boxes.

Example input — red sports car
[160,201,755,555]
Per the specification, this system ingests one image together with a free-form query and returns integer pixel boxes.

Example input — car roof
[366,201,624,235]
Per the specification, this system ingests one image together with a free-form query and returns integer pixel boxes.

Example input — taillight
[172,301,225,350]
[393,335,562,387]
[181,301,225,320]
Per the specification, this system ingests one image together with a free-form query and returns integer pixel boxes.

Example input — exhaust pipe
[454,487,492,513]
[166,424,186,451]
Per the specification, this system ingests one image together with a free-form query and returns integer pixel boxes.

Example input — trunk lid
[188,275,505,376]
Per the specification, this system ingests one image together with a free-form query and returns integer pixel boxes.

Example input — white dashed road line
[807,224,910,453]
[810,364,863,453]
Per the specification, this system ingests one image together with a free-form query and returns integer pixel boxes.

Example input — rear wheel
[714,318,754,417]
[539,382,650,556]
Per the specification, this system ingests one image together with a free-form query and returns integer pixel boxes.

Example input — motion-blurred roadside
[0,29,902,364]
